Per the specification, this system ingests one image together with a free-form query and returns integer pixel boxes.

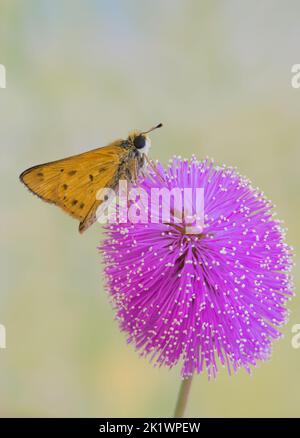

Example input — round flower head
[100,157,294,378]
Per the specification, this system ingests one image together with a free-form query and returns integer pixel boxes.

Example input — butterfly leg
[133,158,139,184]
[144,154,165,182]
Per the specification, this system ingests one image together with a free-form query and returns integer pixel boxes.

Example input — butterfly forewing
[20,141,128,232]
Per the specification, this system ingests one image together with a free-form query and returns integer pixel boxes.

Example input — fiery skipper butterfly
[20,123,162,233]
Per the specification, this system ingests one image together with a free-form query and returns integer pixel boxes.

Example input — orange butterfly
[20,123,162,233]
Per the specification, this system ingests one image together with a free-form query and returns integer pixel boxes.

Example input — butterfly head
[128,123,163,155]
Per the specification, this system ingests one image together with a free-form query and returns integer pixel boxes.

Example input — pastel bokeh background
[1,0,300,417]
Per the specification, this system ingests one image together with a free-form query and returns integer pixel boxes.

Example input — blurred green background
[0,0,300,417]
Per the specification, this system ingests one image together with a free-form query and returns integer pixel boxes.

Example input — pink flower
[100,157,294,378]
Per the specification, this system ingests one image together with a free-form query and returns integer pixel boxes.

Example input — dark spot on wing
[68,170,77,176]
[37,172,43,177]
[72,199,78,206]
[63,184,68,190]
[89,174,94,181]
[99,167,106,173]
[80,202,85,209]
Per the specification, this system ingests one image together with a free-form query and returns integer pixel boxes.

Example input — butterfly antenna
[142,123,163,135]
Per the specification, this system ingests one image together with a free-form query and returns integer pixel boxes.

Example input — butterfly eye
[133,135,146,149]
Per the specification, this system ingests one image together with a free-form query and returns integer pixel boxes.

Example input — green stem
[174,375,193,418]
